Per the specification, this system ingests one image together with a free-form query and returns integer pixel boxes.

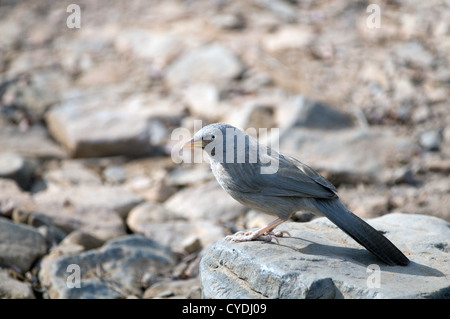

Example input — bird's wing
[255,153,338,199]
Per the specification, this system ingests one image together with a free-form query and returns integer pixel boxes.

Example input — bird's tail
[313,199,409,266]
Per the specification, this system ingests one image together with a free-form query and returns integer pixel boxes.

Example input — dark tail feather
[313,199,409,266]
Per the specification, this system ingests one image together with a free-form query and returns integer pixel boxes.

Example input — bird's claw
[225,230,291,244]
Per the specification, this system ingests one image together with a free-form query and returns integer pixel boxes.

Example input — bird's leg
[225,218,290,243]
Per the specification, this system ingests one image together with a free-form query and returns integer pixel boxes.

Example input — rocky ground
[0,0,449,298]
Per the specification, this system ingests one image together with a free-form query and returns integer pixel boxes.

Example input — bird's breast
[210,162,235,190]
[210,161,255,194]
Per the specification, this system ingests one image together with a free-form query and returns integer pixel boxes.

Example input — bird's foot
[225,229,290,243]
[225,230,268,242]
[271,230,291,238]
[263,230,291,243]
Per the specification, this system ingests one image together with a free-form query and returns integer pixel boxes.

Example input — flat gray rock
[164,181,247,223]
[283,95,355,130]
[0,125,66,160]
[165,43,244,88]
[40,235,176,299]
[200,213,450,299]
[279,127,418,185]
[46,98,152,158]
[33,185,144,218]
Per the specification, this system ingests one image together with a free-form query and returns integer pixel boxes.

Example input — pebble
[0,152,33,189]
[419,129,443,151]
[0,269,35,299]
[0,217,47,272]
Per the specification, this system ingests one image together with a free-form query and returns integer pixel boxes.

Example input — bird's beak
[181,138,206,150]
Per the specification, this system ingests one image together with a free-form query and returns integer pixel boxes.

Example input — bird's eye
[211,135,216,140]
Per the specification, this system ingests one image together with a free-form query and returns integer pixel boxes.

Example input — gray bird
[182,123,409,266]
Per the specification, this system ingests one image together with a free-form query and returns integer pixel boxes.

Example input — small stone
[226,101,276,132]
[425,158,450,173]
[42,160,102,187]
[103,165,127,184]
[0,152,33,189]
[0,178,34,217]
[59,230,104,251]
[0,217,47,272]
[393,41,434,69]
[211,13,246,30]
[0,269,35,299]
[127,201,182,233]
[182,84,220,120]
[263,26,313,52]
[419,129,442,151]
[181,235,202,254]
[143,277,201,299]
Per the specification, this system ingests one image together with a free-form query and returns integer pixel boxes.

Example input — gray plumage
[187,123,409,266]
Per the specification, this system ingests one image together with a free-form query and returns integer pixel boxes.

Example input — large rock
[0,125,66,159]
[164,181,247,222]
[279,127,417,185]
[39,235,176,299]
[200,213,450,299]
[279,95,355,130]
[126,201,181,232]
[0,217,47,272]
[22,206,127,242]
[41,160,102,187]
[46,98,152,158]
[46,91,185,158]
[127,202,225,254]
[165,43,244,88]
[32,185,144,218]
[26,185,143,240]
[142,220,225,255]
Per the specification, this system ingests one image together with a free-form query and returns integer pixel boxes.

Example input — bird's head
[181,122,279,173]
[181,123,246,160]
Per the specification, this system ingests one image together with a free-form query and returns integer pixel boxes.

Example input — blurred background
[0,0,448,298]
